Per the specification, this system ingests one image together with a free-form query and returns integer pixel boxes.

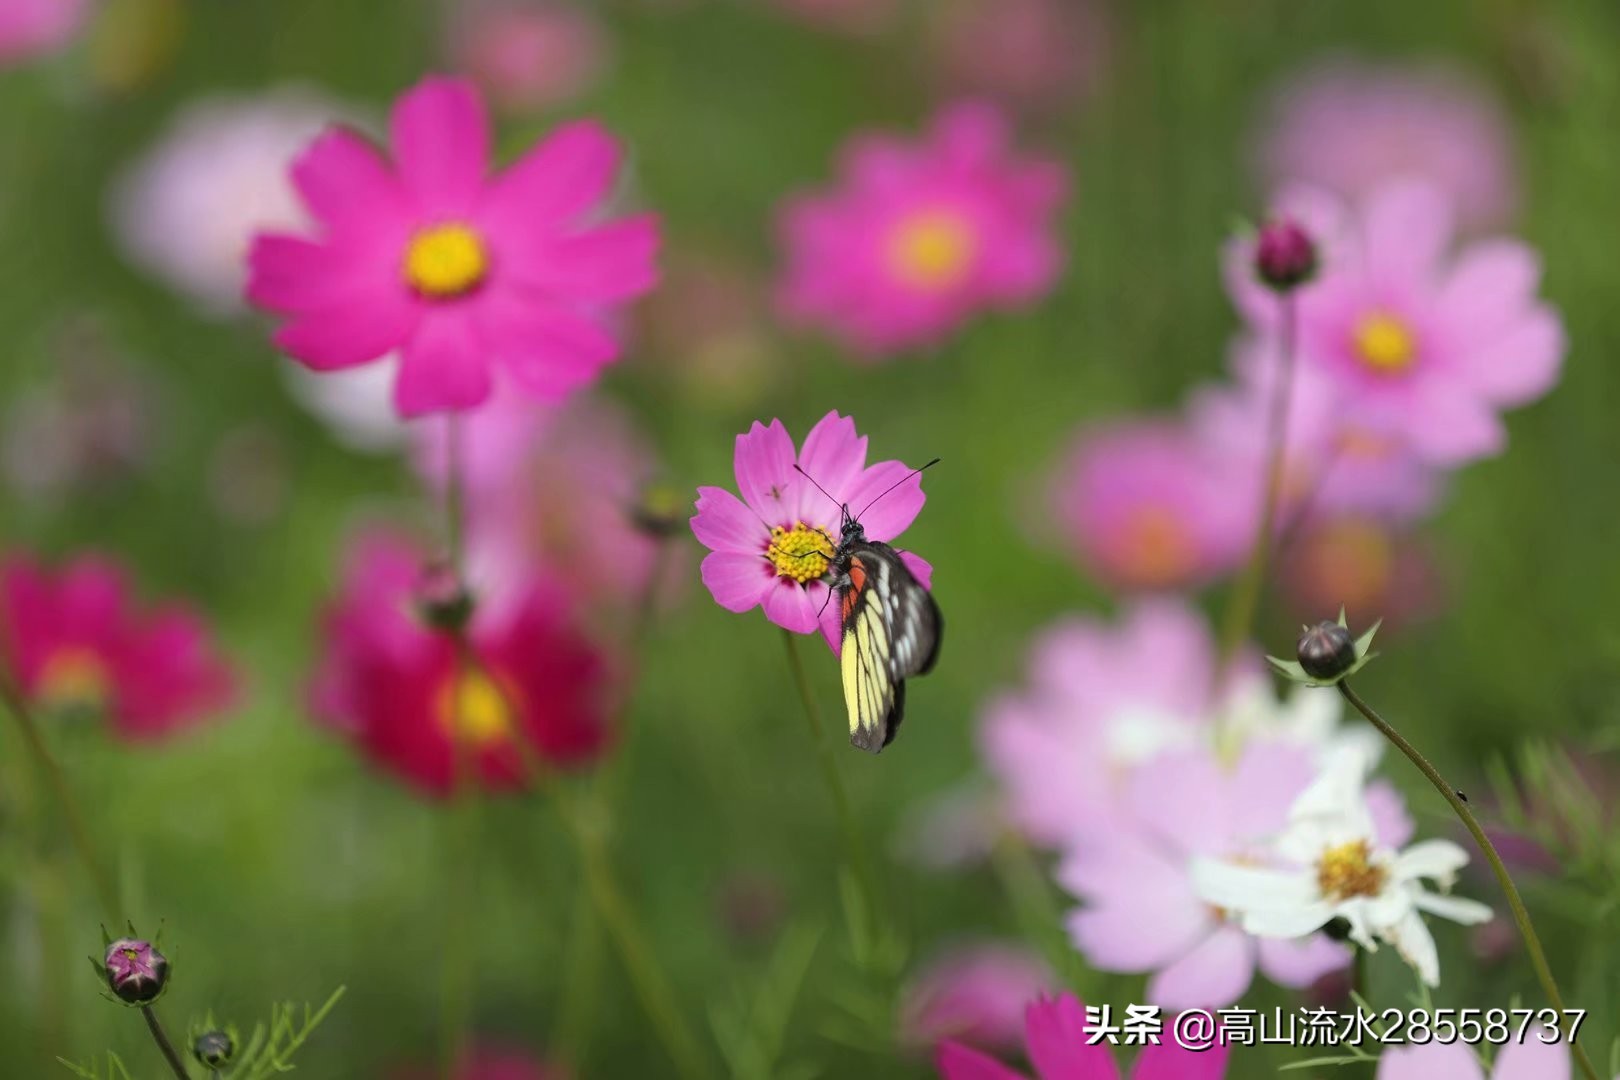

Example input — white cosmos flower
[1218,677,1384,771]
[1191,753,1492,987]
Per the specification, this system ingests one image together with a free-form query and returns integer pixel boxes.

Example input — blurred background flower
[447,0,610,114]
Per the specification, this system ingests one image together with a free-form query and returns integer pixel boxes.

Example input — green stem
[1351,944,1368,1003]
[0,672,118,919]
[780,629,882,941]
[1337,680,1599,1080]
[140,1005,190,1080]
[1217,294,1298,667]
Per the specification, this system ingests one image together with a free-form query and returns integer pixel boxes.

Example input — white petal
[1243,902,1338,940]
[1412,890,1494,926]
[1190,859,1314,912]
[1383,908,1441,987]
[1395,839,1471,884]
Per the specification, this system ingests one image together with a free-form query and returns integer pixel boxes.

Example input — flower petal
[1411,891,1492,926]
[845,459,925,541]
[1025,995,1121,1080]
[246,233,394,314]
[1382,906,1440,986]
[390,76,489,214]
[761,580,820,634]
[1363,180,1454,286]
[796,411,867,517]
[272,293,420,372]
[289,126,412,245]
[479,293,619,401]
[734,419,800,523]
[1131,1035,1230,1080]
[1492,1039,1571,1080]
[699,550,771,613]
[1459,305,1564,407]
[1145,925,1255,1010]
[393,311,492,416]
[690,486,767,555]
[1374,1043,1485,1080]
[480,120,622,233]
[1394,839,1470,883]
[508,215,660,302]
[1255,934,1350,989]
[935,1042,1029,1080]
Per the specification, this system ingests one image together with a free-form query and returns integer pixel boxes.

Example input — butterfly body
[829,516,942,753]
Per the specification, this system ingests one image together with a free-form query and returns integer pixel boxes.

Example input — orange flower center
[1115,506,1196,588]
[1299,518,1396,613]
[37,647,111,713]
[1352,312,1418,374]
[1316,839,1387,901]
[766,522,836,583]
[886,209,977,291]
[404,223,489,298]
[435,665,517,748]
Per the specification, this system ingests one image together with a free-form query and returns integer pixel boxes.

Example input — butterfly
[796,460,943,753]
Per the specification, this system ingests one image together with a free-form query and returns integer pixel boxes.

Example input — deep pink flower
[690,411,931,652]
[1227,180,1564,465]
[246,76,658,417]
[1255,59,1519,231]
[1057,742,1356,1009]
[311,532,613,797]
[900,943,1055,1053]
[450,1,609,113]
[777,102,1067,356]
[413,393,677,622]
[936,993,1229,1079]
[0,0,90,64]
[0,552,235,740]
[930,0,1110,113]
[1049,420,1253,593]
[981,600,1238,849]
[103,937,169,1005]
[1377,1040,1572,1080]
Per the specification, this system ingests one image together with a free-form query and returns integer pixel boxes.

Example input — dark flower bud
[632,482,686,539]
[104,938,168,1004]
[1319,915,1354,943]
[193,1028,236,1068]
[1254,216,1317,292]
[1297,620,1357,680]
[415,560,476,633]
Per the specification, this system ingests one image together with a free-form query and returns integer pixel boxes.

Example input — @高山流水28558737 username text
[1074,1004,1588,1051]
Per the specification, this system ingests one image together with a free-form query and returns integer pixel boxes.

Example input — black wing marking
[839,542,942,754]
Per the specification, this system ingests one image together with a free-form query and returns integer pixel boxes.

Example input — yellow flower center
[404,223,489,298]
[435,666,516,748]
[886,209,977,291]
[766,522,836,583]
[37,648,111,713]
[1352,312,1418,374]
[1316,839,1387,901]
[1116,506,1196,588]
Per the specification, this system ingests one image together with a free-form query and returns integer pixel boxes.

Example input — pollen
[436,666,516,748]
[1316,839,1387,901]
[37,647,111,712]
[404,223,490,298]
[1352,312,1418,374]
[886,209,978,291]
[766,522,836,583]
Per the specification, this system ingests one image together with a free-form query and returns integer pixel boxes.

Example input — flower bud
[415,560,476,633]
[104,938,168,1004]
[1254,217,1317,292]
[632,482,686,539]
[1296,620,1357,680]
[193,1028,236,1068]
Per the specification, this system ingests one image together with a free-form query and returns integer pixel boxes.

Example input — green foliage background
[4,0,1620,1076]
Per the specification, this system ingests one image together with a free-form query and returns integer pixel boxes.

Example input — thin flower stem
[1352,944,1368,1002]
[140,1005,190,1080]
[1218,294,1298,668]
[780,629,882,938]
[1337,680,1600,1080]
[0,671,119,919]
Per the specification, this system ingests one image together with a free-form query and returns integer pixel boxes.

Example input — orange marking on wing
[842,557,867,621]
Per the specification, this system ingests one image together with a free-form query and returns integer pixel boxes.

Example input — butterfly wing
[838,543,942,753]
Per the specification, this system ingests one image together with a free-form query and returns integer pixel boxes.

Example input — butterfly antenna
[855,457,940,522]
[792,464,844,513]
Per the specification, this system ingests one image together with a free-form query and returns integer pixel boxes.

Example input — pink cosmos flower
[899,943,1055,1053]
[690,411,931,652]
[0,0,90,64]
[777,102,1067,356]
[413,393,675,621]
[1227,180,1564,465]
[246,75,658,417]
[936,993,1229,1080]
[929,0,1110,113]
[1279,515,1443,630]
[1049,420,1254,593]
[1057,741,1371,1009]
[1376,1035,1572,1080]
[311,532,613,797]
[981,600,1240,849]
[110,88,356,317]
[449,0,609,114]
[0,552,235,740]
[1255,59,1519,231]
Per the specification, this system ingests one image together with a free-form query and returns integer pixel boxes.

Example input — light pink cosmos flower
[110,88,355,317]
[0,0,90,64]
[1255,59,1519,231]
[1058,741,1361,1009]
[899,942,1055,1053]
[1049,420,1254,594]
[1227,180,1564,466]
[929,0,1110,113]
[1279,515,1443,631]
[981,600,1241,849]
[777,102,1067,356]
[0,552,235,740]
[449,0,609,114]
[937,993,1229,1080]
[1376,1035,1574,1080]
[690,411,931,652]
[246,75,659,417]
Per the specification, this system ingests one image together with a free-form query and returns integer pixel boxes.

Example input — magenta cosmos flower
[0,0,90,64]
[1255,59,1518,231]
[691,411,931,651]
[1228,180,1564,466]
[1049,420,1253,593]
[246,75,658,417]
[777,102,1067,356]
[311,532,613,797]
[937,993,1229,1080]
[103,937,169,1005]
[0,552,235,740]
[900,942,1055,1053]
[1377,1036,1574,1080]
